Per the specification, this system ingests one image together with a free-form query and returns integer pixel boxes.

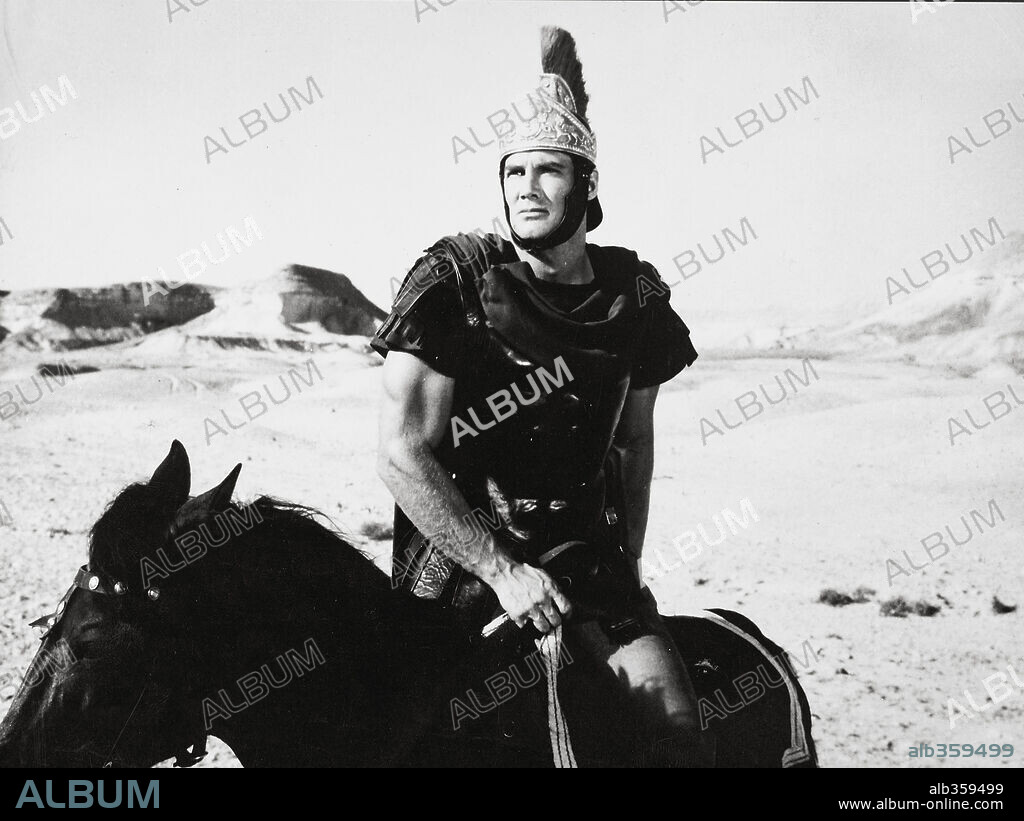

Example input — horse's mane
[89,483,171,582]
[89,485,381,591]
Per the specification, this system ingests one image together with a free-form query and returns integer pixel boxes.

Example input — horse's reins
[31,565,208,768]
[101,678,150,768]
[476,542,584,768]
[478,541,579,639]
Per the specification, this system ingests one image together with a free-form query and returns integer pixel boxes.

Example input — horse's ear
[207,463,242,511]
[149,440,191,507]
[187,460,240,511]
[168,464,242,536]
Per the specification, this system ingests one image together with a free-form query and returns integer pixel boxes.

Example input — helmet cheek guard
[500,154,601,252]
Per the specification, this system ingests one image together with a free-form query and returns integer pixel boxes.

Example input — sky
[1,0,1022,336]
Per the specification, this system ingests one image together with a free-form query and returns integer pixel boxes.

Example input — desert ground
[1,331,1021,768]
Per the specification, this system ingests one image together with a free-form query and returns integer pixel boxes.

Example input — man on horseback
[372,26,713,767]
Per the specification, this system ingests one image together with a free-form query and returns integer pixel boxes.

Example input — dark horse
[0,442,816,768]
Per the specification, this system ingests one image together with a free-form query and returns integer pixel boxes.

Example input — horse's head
[0,440,245,768]
[1,440,468,768]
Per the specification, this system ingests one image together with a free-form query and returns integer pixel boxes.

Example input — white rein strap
[536,624,578,768]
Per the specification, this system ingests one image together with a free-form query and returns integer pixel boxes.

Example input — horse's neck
[201,552,461,767]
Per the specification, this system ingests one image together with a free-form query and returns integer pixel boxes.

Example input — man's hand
[487,561,572,634]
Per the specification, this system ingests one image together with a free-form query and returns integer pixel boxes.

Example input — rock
[0,264,386,354]
[992,596,1017,614]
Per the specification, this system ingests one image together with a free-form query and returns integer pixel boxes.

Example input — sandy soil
[1,346,1021,768]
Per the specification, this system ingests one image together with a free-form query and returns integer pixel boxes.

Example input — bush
[360,520,393,541]
[819,587,875,607]
[879,597,940,618]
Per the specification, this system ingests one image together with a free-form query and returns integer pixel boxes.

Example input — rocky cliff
[0,265,386,355]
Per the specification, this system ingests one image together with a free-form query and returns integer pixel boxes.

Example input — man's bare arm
[613,385,659,575]
[376,351,570,631]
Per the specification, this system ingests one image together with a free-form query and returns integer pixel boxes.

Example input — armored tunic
[371,232,697,606]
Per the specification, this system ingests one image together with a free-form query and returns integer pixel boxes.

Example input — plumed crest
[540,26,589,127]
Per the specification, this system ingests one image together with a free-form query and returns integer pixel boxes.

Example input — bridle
[30,565,208,768]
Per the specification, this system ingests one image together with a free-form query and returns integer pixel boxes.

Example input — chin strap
[501,155,595,252]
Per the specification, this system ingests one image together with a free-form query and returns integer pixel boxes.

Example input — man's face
[502,150,596,241]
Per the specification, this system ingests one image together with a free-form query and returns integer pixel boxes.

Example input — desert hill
[5,236,1022,372]
[823,232,1024,372]
[0,284,215,351]
[161,264,386,353]
[711,230,1024,373]
[0,265,387,357]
